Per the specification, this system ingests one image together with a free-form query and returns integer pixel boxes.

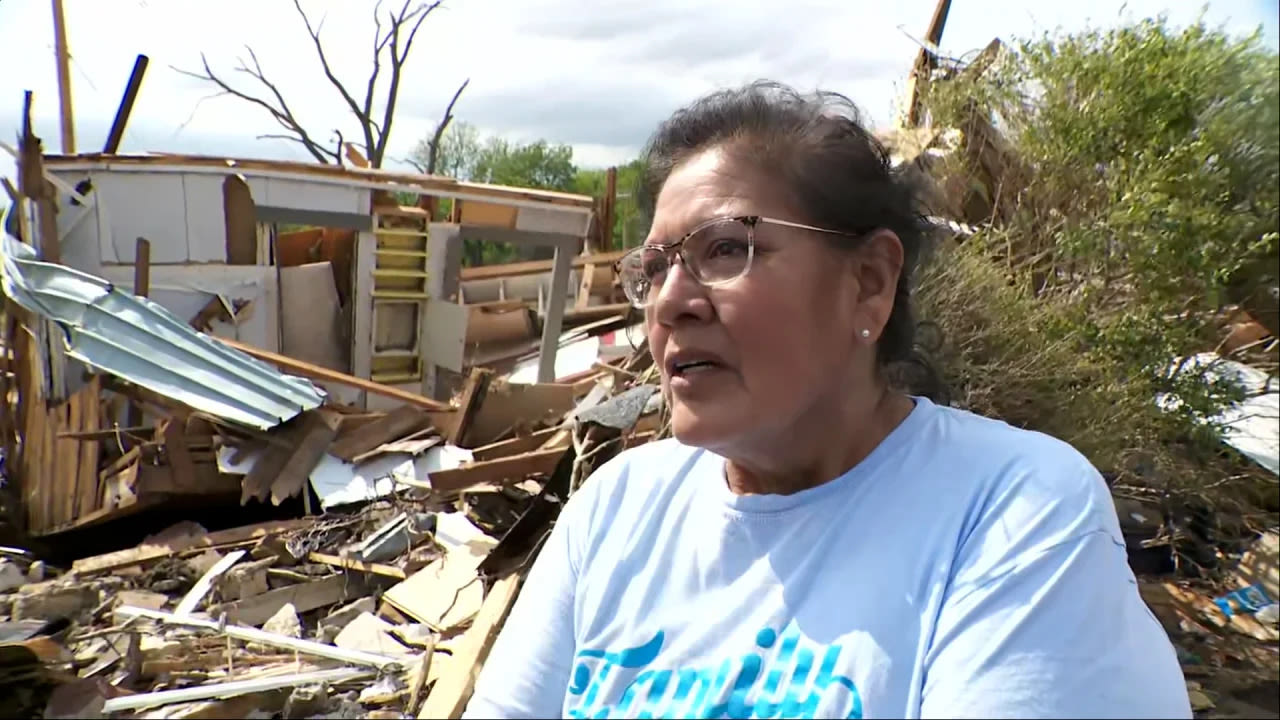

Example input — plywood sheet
[95,172,189,264]
[280,262,346,372]
[459,200,518,229]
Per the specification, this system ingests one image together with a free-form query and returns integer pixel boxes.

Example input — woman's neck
[722,383,914,497]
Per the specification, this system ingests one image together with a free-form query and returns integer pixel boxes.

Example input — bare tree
[421,77,468,175]
[175,0,468,169]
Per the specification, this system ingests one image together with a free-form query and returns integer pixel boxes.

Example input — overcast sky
[1,0,1277,185]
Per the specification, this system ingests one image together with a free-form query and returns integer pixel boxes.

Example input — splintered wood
[0,334,664,718]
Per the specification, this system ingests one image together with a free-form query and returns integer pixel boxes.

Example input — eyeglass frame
[615,214,863,309]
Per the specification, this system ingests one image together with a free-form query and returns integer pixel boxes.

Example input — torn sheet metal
[216,444,475,509]
[1157,353,1279,476]
[0,233,323,429]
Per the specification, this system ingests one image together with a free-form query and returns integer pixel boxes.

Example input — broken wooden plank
[223,174,257,265]
[427,448,566,493]
[239,412,311,505]
[418,573,522,719]
[458,250,627,282]
[162,418,200,491]
[351,428,441,464]
[102,667,373,713]
[382,517,497,630]
[449,368,494,447]
[71,519,313,575]
[115,605,407,669]
[471,427,561,462]
[329,404,433,463]
[269,409,341,505]
[214,336,453,413]
[207,573,365,627]
[307,552,408,580]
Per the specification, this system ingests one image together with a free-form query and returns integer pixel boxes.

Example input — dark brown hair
[637,81,945,397]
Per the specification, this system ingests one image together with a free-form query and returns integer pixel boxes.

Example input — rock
[25,560,46,583]
[186,549,224,577]
[115,589,169,611]
[334,612,411,656]
[11,582,99,621]
[318,596,375,637]
[282,684,329,719]
[262,602,303,637]
[0,560,24,592]
[219,558,273,601]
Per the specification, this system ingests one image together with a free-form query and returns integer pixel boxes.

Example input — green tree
[409,120,481,180]
[471,138,576,191]
[572,158,649,249]
[409,122,581,265]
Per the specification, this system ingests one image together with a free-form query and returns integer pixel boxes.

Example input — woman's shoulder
[917,399,1120,538]
[926,399,1102,482]
[572,437,710,505]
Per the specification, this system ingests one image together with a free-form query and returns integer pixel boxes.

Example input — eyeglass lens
[620,219,753,307]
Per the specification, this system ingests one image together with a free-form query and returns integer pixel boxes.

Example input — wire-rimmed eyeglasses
[615,214,857,309]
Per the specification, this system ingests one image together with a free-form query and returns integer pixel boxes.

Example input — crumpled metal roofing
[1,231,324,430]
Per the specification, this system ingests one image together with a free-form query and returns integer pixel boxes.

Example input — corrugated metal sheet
[1,232,324,430]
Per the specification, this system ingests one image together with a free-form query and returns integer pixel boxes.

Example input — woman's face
[644,147,897,452]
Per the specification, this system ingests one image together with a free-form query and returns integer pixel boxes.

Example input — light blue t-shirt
[464,397,1191,719]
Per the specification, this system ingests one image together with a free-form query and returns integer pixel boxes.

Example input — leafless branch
[370,0,443,166]
[291,0,377,160]
[177,1,448,168]
[425,78,470,175]
[173,52,336,164]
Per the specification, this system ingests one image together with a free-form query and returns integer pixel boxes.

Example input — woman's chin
[669,405,743,450]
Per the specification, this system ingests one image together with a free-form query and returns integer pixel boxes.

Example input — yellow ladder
[371,209,430,385]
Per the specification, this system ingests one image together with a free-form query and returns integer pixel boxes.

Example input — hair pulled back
[638,81,945,398]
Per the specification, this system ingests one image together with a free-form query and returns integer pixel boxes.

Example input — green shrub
[916,16,1278,522]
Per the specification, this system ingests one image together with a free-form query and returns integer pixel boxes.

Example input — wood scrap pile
[0,341,665,719]
[454,250,634,373]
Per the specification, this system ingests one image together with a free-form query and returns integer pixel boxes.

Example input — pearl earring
[859,329,871,339]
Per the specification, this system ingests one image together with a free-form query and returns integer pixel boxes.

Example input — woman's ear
[853,229,905,340]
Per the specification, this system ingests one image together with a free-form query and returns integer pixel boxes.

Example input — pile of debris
[0,327,664,718]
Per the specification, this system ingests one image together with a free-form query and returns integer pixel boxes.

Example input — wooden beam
[223,174,257,265]
[127,237,151,428]
[207,573,365,627]
[418,573,522,719]
[904,0,953,127]
[427,448,565,493]
[70,518,315,575]
[601,166,617,253]
[329,405,434,462]
[103,55,149,154]
[449,367,494,446]
[51,0,76,154]
[268,409,341,505]
[459,250,627,282]
[538,245,573,383]
[307,552,407,580]
[213,336,454,413]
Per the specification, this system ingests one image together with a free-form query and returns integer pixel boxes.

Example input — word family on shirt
[567,623,863,719]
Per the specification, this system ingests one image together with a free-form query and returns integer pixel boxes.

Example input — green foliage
[472,138,577,192]
[917,17,1278,510]
[409,121,577,191]
[409,122,582,266]
[572,159,650,248]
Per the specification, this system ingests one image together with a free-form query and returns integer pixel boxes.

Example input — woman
[464,82,1190,719]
